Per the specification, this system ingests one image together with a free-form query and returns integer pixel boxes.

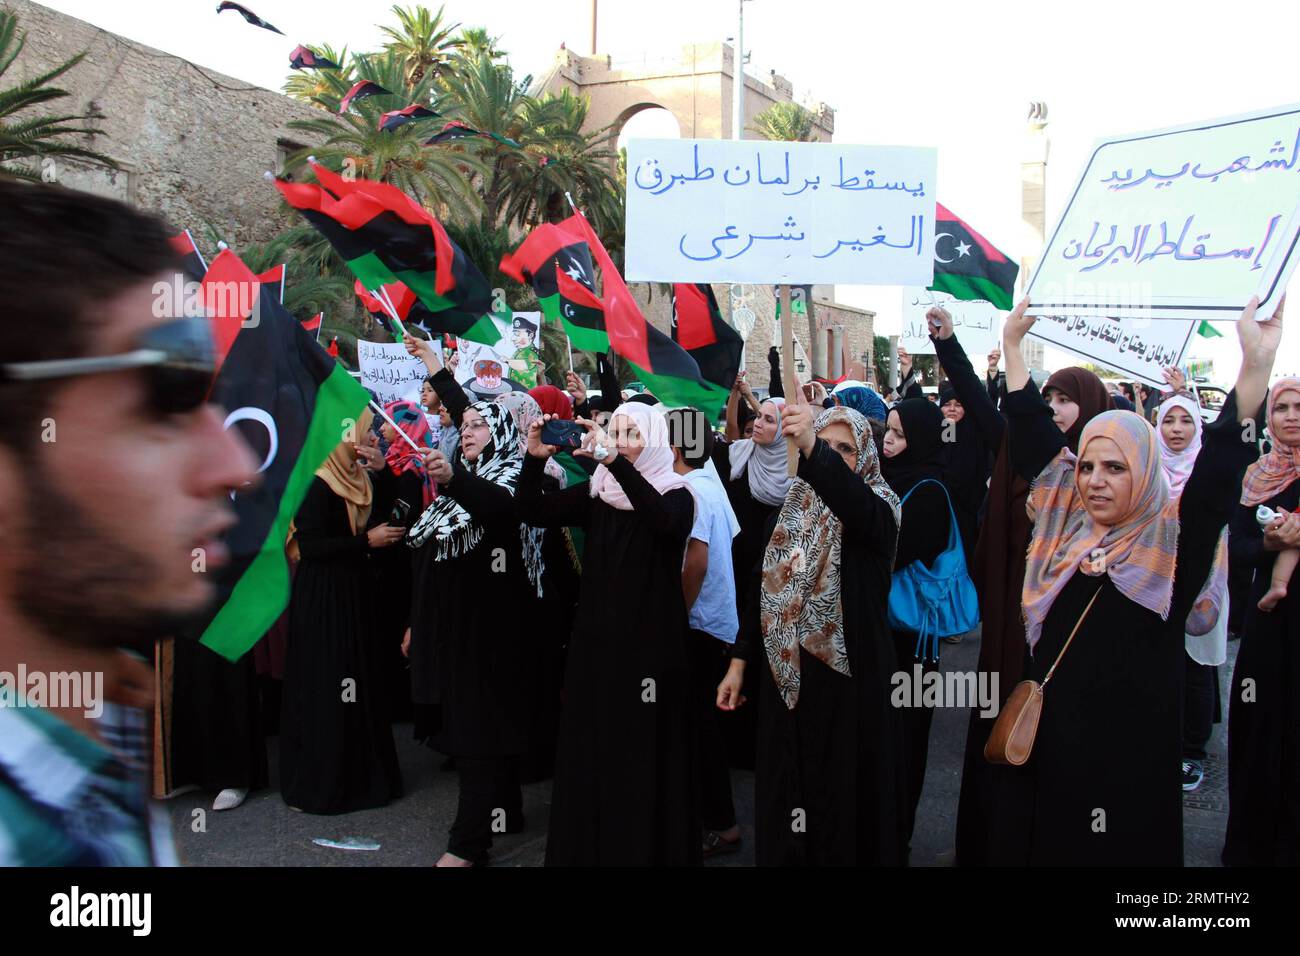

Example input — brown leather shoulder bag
[985,586,1102,766]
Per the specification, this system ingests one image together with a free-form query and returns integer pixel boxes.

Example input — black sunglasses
[0,317,217,415]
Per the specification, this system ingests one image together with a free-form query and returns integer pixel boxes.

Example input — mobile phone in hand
[540,419,585,450]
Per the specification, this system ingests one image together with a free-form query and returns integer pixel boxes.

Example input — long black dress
[367,466,422,723]
[1223,477,1300,865]
[735,437,908,866]
[987,385,1250,864]
[514,452,700,866]
[279,478,403,814]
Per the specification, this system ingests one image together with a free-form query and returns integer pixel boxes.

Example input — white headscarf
[1155,393,1202,497]
[589,402,694,512]
[728,397,794,506]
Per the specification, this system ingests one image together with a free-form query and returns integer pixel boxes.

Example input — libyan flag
[502,212,728,417]
[273,160,499,345]
[930,203,1019,310]
[195,283,369,661]
[672,284,743,391]
[1196,320,1223,339]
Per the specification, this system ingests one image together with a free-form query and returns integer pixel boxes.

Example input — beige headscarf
[288,410,374,561]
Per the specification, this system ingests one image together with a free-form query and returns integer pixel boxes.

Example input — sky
[34,0,1300,381]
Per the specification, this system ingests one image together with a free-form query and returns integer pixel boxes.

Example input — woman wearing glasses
[405,362,536,867]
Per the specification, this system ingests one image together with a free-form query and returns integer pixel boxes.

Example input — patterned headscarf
[497,392,566,596]
[408,401,523,557]
[833,385,889,422]
[761,406,901,710]
[1240,377,1300,507]
[1021,411,1178,650]
[383,400,435,508]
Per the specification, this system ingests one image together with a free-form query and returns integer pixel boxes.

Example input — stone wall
[5,0,321,249]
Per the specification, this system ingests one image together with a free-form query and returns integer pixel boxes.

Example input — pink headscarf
[1155,393,1202,496]
[1240,377,1300,507]
[383,400,435,508]
[588,401,694,512]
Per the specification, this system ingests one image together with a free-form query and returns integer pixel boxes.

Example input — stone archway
[611,102,682,151]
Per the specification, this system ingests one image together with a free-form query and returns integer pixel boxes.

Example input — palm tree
[457,27,505,62]
[282,43,354,108]
[0,10,116,180]
[380,4,463,88]
[283,49,484,223]
[750,101,820,143]
[502,89,620,235]
[753,100,823,374]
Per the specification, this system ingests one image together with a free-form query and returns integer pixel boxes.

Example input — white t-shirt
[683,467,741,643]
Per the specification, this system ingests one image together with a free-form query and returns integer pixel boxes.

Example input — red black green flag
[379,104,439,132]
[273,160,498,344]
[339,80,392,114]
[216,2,283,35]
[289,45,340,70]
[499,219,606,352]
[930,203,1018,310]
[672,284,743,391]
[195,280,369,660]
[424,121,520,148]
[505,212,728,416]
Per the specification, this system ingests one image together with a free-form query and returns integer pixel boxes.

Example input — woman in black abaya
[719,403,908,866]
[280,412,405,814]
[987,298,1275,865]
[880,397,954,848]
[516,401,700,866]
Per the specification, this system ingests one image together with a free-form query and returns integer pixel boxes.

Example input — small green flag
[1196,320,1223,339]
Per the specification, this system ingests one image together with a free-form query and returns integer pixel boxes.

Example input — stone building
[5,0,319,250]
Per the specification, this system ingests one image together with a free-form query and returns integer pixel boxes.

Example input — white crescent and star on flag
[934,233,972,264]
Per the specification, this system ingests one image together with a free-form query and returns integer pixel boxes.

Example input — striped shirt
[0,699,177,866]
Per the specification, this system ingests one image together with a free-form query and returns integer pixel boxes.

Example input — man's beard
[14,471,210,653]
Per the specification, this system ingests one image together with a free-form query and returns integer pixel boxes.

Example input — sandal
[702,830,741,858]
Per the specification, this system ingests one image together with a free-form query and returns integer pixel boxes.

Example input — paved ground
[170,627,1233,866]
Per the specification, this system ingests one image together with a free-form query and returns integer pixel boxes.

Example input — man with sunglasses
[0,180,257,865]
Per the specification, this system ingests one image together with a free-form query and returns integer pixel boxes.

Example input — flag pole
[367,400,425,453]
[373,285,411,340]
[779,283,800,476]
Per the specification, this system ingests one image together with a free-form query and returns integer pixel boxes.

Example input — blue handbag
[887,479,980,661]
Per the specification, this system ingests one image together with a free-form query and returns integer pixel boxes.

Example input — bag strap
[1040,585,1104,689]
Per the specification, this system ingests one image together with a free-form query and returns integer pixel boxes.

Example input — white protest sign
[357,340,427,407]
[900,289,1002,357]
[1028,315,1195,387]
[626,138,937,285]
[454,312,543,396]
[1027,103,1300,322]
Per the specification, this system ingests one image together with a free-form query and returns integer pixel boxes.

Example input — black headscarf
[1043,367,1113,453]
[938,382,958,407]
[881,398,947,496]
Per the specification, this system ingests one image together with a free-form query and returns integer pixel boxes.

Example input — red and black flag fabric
[671,283,743,391]
[256,263,285,303]
[200,248,262,379]
[339,80,392,114]
[289,45,341,70]
[930,203,1019,310]
[378,104,439,132]
[499,218,606,352]
[194,281,369,661]
[216,2,284,35]
[272,160,497,344]
[169,229,208,283]
[301,311,323,340]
